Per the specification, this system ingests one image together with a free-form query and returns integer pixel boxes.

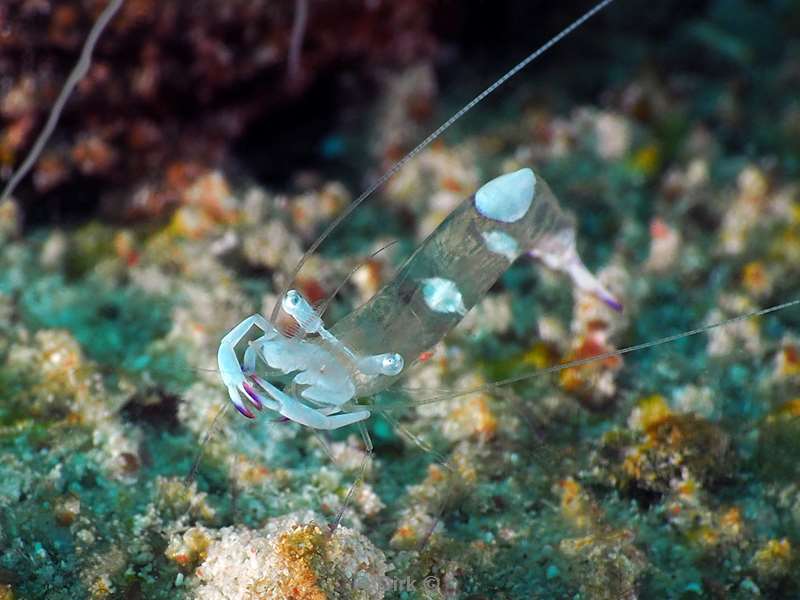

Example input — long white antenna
[389,298,800,407]
[0,0,126,205]
[271,0,618,321]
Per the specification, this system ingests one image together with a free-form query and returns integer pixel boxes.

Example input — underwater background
[1,0,800,598]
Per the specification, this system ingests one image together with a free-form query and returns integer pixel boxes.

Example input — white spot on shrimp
[482,230,520,261]
[474,168,536,223]
[421,277,467,316]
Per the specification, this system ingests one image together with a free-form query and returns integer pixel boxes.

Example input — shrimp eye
[382,353,404,376]
[286,290,301,306]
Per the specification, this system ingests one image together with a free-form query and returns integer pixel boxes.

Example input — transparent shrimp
[215,0,626,434]
[217,167,619,429]
[212,1,626,536]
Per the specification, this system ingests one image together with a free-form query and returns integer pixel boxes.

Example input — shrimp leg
[249,374,371,430]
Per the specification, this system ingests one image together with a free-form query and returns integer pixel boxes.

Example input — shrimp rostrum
[218,167,620,429]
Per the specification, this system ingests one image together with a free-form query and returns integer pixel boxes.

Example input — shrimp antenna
[280,240,400,339]
[185,402,229,485]
[389,297,800,407]
[317,239,399,318]
[271,0,618,322]
[0,0,126,205]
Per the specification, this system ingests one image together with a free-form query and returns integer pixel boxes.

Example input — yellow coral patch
[631,144,660,176]
[230,454,271,487]
[675,476,698,500]
[273,524,327,600]
[558,477,595,531]
[165,527,211,569]
[390,524,419,548]
[622,448,645,481]
[775,344,800,378]
[753,538,793,580]
[720,507,743,538]
[167,206,216,239]
[774,226,800,262]
[791,202,800,225]
[741,261,770,296]
[630,394,672,432]
[522,342,556,369]
[769,398,800,421]
[447,395,497,440]
[688,526,719,548]
[761,538,791,560]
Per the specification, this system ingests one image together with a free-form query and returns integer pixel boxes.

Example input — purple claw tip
[234,402,256,419]
[605,297,624,313]
[242,382,264,410]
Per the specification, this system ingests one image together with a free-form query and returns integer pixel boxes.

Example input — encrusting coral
[191,512,389,600]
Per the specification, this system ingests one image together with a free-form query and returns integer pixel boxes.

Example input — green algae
[20,275,185,380]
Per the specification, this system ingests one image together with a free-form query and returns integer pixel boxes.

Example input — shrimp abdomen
[332,168,577,396]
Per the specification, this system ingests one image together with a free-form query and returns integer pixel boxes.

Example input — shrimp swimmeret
[218,168,620,429]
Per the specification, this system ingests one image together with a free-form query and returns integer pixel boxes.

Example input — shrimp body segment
[218,168,619,428]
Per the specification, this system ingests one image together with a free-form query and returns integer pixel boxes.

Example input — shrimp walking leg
[379,409,457,549]
[249,374,371,430]
[330,422,374,534]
